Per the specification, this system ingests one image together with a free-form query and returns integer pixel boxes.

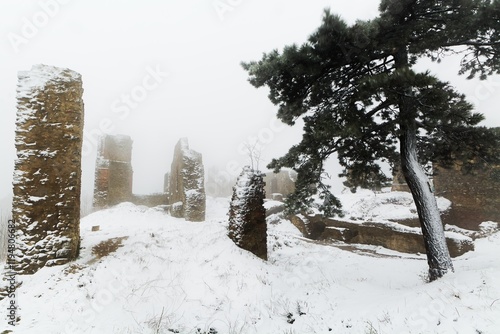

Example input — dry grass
[91,236,129,259]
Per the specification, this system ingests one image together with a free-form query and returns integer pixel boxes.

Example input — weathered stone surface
[12,64,84,274]
[264,170,296,199]
[433,163,500,230]
[290,215,326,240]
[291,215,474,258]
[228,167,267,260]
[392,161,500,229]
[163,172,170,194]
[93,134,133,209]
[168,138,206,221]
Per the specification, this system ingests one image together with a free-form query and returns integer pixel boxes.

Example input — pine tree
[242,1,500,281]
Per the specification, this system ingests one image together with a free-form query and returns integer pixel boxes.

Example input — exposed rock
[12,64,84,274]
[291,215,474,258]
[290,215,326,240]
[434,163,500,230]
[168,138,206,221]
[228,167,267,260]
[264,200,285,217]
[93,134,133,209]
[264,169,296,199]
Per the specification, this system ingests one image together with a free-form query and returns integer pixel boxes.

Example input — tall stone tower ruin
[168,138,206,221]
[93,134,133,209]
[12,64,84,275]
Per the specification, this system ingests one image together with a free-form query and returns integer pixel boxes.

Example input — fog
[1,0,500,208]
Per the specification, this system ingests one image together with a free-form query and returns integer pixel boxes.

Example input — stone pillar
[12,64,84,274]
[93,134,133,209]
[168,138,206,221]
[228,166,267,260]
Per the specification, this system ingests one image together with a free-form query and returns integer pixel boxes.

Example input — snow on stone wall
[168,138,206,221]
[227,166,267,260]
[12,64,84,274]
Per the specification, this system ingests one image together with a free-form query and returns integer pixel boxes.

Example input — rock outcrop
[291,214,474,258]
[93,134,133,209]
[168,138,206,221]
[228,167,267,260]
[12,64,84,274]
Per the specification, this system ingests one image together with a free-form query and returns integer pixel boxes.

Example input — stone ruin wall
[168,138,206,221]
[264,169,297,200]
[228,167,267,260]
[93,135,133,209]
[12,64,84,274]
[391,161,500,229]
[433,163,500,229]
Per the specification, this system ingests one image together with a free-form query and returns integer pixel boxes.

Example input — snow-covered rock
[228,166,267,260]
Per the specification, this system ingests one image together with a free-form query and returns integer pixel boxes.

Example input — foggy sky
[1,0,499,205]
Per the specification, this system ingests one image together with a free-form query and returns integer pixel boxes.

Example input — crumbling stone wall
[433,163,500,229]
[264,169,296,199]
[12,64,84,274]
[391,161,500,229]
[168,138,206,221]
[228,167,267,260]
[93,134,133,209]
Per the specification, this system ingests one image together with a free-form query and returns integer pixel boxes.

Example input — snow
[17,64,82,98]
[338,188,451,222]
[1,196,499,333]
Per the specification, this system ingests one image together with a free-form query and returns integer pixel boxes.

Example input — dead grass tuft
[91,236,129,259]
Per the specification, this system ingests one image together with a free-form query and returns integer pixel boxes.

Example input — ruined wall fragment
[12,64,84,274]
[168,138,205,221]
[228,166,267,260]
[263,169,296,199]
[93,134,133,209]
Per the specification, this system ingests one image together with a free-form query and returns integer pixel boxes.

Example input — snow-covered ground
[1,194,499,334]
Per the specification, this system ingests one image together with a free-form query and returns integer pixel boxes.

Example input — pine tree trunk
[399,121,454,281]
[395,49,454,281]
